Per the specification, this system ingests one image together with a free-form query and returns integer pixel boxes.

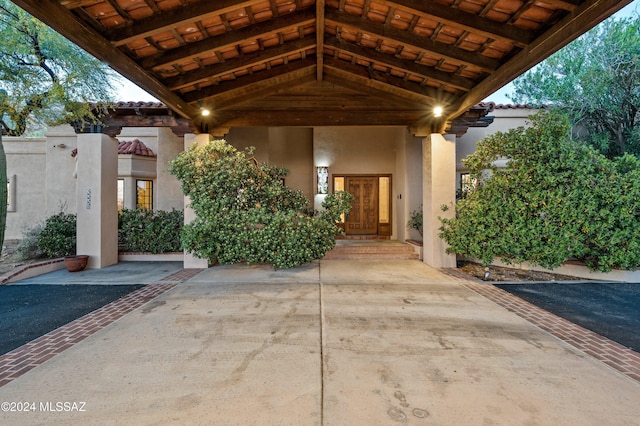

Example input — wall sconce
[317,166,328,194]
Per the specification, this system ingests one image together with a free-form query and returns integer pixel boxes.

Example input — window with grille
[136,179,153,210]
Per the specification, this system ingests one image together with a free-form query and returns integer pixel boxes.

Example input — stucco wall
[226,127,270,163]
[456,108,538,170]
[268,128,314,200]
[400,130,423,242]
[313,126,404,237]
[226,127,314,200]
[155,127,185,211]
[45,126,79,215]
[313,127,399,176]
[4,138,48,240]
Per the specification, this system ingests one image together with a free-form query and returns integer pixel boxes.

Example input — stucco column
[76,133,118,269]
[422,133,457,268]
[183,133,211,269]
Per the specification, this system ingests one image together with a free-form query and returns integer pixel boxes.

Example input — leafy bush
[439,111,640,272]
[37,212,76,258]
[169,139,353,269]
[118,208,183,253]
[17,223,45,260]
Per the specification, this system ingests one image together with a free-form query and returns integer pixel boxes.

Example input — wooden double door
[339,175,391,237]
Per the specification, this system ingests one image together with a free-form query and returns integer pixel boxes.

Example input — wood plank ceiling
[10,0,633,134]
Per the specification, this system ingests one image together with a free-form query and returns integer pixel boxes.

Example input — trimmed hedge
[118,208,183,253]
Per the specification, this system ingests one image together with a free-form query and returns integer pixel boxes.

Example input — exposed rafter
[10,0,633,132]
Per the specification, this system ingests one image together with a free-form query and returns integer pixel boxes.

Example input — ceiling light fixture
[433,106,443,117]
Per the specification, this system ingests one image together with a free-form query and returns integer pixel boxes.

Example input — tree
[511,14,640,158]
[0,1,116,246]
[169,139,353,269]
[439,111,640,272]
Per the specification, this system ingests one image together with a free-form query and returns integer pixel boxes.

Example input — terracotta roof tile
[478,101,546,109]
[118,139,156,157]
[70,139,156,158]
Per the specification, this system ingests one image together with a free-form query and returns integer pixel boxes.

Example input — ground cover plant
[439,111,640,272]
[169,139,353,269]
[118,208,183,253]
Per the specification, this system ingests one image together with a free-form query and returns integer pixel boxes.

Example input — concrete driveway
[1,260,639,425]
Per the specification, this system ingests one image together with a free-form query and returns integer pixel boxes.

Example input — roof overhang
[10,0,633,134]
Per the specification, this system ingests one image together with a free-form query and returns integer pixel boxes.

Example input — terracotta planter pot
[64,255,89,272]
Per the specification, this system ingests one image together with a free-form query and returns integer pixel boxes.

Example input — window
[117,179,124,211]
[459,173,477,199]
[136,179,153,210]
[7,174,16,212]
[378,176,390,224]
[333,176,345,223]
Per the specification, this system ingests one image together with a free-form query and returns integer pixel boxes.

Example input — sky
[114,0,639,104]
[484,0,639,103]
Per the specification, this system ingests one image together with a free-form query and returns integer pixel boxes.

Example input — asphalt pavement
[495,281,640,351]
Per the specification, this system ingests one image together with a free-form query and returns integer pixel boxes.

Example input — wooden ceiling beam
[208,109,432,127]
[106,0,257,47]
[383,0,535,47]
[325,9,501,72]
[325,36,474,91]
[316,0,325,81]
[10,0,199,120]
[208,69,318,110]
[164,36,316,90]
[139,8,316,70]
[444,0,634,128]
[322,73,429,110]
[324,57,450,106]
[183,57,317,104]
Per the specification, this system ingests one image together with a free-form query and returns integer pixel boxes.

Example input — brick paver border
[443,269,640,384]
[0,268,203,388]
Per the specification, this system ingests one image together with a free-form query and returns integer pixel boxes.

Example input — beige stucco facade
[4,125,184,241]
[3,106,536,268]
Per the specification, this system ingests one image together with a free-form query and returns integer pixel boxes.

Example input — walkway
[0,260,639,425]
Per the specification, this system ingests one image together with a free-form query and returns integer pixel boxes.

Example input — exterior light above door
[317,166,328,194]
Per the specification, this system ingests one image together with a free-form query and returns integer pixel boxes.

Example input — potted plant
[63,255,89,272]
[407,206,423,237]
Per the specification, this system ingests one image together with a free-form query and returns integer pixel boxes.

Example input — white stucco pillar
[76,133,118,269]
[183,133,212,269]
[422,133,457,268]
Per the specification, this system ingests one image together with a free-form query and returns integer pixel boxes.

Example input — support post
[76,133,118,268]
[183,133,212,269]
[422,133,457,268]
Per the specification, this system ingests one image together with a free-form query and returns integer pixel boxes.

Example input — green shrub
[37,212,76,258]
[439,111,640,272]
[118,208,183,253]
[17,223,45,260]
[169,139,353,269]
